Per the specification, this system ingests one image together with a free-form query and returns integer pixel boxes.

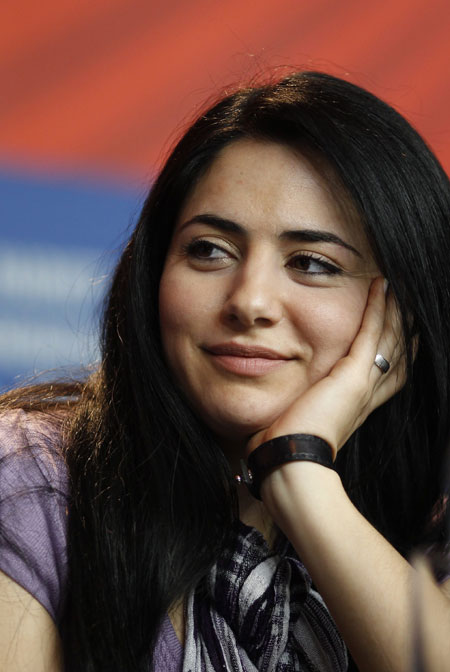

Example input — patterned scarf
[182,522,347,672]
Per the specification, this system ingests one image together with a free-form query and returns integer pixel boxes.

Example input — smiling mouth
[203,343,292,377]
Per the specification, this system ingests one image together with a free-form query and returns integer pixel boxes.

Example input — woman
[1,71,450,671]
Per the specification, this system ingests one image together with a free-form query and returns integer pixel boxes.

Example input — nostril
[223,306,280,330]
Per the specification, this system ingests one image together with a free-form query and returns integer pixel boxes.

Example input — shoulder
[0,407,69,625]
[0,406,66,463]
[0,408,68,507]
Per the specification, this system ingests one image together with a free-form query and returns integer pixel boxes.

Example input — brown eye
[187,240,228,258]
[288,253,342,275]
[183,239,235,265]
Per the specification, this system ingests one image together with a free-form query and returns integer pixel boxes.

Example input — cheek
[159,274,189,347]
[159,269,216,350]
[298,287,369,378]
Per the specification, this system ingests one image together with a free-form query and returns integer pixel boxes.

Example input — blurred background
[1,0,449,388]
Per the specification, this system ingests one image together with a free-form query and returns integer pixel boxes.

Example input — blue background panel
[0,172,144,388]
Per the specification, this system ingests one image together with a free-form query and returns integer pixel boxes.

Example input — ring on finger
[374,353,390,374]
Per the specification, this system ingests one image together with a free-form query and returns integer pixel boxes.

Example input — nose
[221,256,283,329]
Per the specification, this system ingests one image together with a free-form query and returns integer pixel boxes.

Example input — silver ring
[374,353,390,374]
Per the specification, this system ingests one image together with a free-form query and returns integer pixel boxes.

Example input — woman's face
[159,140,379,446]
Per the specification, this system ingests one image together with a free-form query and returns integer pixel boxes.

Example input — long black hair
[9,71,450,671]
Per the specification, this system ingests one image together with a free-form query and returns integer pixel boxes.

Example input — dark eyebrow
[280,229,362,258]
[181,214,362,258]
[180,214,244,235]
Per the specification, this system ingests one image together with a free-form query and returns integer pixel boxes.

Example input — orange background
[1,0,450,184]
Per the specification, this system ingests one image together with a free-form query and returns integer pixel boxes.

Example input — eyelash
[183,239,343,276]
[287,251,343,276]
[183,239,229,260]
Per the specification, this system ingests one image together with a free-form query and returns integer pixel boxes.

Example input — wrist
[260,460,344,527]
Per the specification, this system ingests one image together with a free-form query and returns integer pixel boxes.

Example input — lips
[204,343,290,359]
[202,342,292,376]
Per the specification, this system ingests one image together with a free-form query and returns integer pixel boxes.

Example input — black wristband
[237,434,335,500]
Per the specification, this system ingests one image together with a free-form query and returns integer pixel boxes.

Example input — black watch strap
[237,434,335,500]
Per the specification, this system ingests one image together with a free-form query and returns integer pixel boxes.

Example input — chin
[199,404,284,445]
[183,383,299,445]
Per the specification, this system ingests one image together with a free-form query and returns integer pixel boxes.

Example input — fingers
[332,276,406,419]
[348,276,387,365]
[329,276,387,384]
[370,286,407,408]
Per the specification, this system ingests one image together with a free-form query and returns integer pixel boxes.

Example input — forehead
[177,139,370,253]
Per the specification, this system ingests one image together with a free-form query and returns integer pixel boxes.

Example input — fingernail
[383,278,389,294]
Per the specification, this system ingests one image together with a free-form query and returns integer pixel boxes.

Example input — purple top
[0,409,182,670]
[2,409,448,671]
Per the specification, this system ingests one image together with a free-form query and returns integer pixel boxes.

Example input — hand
[246,277,406,459]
